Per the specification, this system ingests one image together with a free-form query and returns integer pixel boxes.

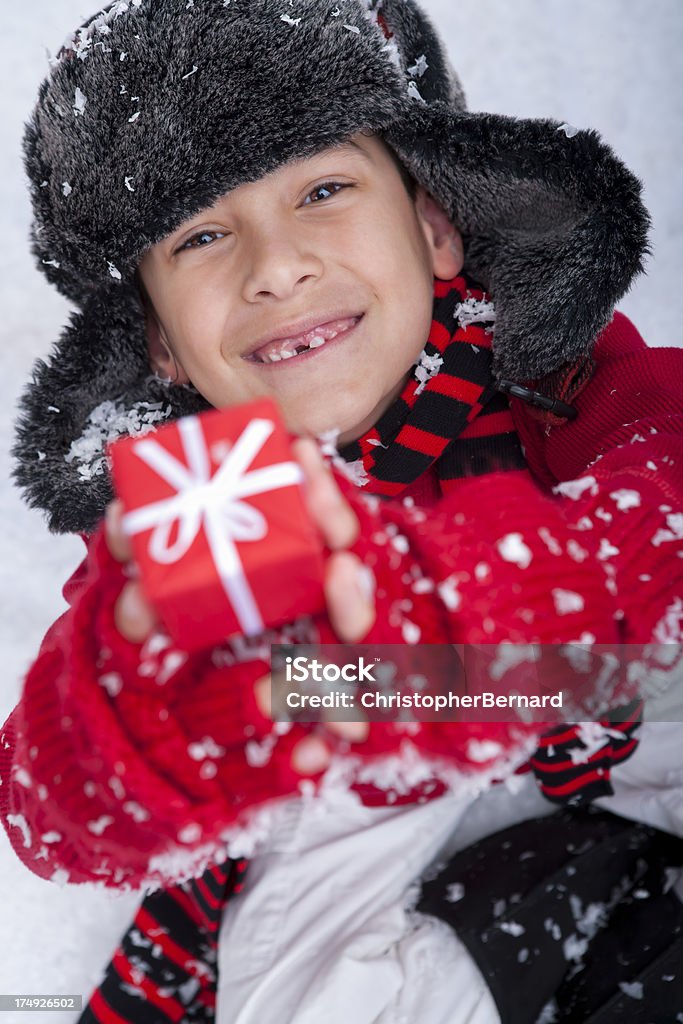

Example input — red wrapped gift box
[107,398,326,651]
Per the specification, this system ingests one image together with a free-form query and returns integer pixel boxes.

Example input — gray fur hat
[13,0,649,534]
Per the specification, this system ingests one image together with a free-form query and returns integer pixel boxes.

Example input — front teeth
[258,333,332,363]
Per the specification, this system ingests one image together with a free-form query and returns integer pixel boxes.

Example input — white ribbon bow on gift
[121,415,303,636]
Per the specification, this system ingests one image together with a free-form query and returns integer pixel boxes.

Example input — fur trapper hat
[13,0,650,534]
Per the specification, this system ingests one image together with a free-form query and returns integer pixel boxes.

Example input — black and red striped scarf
[80,858,248,1023]
[334,273,527,490]
[78,273,642,1024]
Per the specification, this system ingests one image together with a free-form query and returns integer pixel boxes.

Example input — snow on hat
[13,0,649,534]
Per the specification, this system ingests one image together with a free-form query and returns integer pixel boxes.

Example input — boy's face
[138,133,463,445]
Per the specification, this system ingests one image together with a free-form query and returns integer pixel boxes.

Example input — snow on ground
[0,1,681,1020]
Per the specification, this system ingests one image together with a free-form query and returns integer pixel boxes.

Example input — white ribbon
[121,415,303,636]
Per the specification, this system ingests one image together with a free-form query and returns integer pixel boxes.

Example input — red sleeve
[327,449,681,649]
[0,528,309,891]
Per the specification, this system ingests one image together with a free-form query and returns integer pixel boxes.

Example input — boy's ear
[415,186,464,281]
[143,303,190,384]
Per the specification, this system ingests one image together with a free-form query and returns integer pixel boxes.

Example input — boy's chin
[285,412,368,447]
[305,397,396,447]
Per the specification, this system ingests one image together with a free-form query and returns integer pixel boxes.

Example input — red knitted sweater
[1,312,681,891]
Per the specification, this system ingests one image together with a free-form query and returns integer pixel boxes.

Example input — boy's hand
[104,437,373,769]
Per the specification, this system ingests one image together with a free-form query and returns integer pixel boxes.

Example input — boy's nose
[241,231,324,302]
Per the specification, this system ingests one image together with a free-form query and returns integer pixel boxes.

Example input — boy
[2,1,683,1021]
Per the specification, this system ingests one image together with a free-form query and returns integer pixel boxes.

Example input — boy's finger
[325,550,376,643]
[324,719,369,742]
[292,437,359,550]
[291,724,367,775]
[114,581,158,642]
[105,499,134,563]
[254,673,273,718]
[291,734,331,775]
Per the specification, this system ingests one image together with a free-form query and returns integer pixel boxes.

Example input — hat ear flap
[11,287,211,535]
[387,104,650,382]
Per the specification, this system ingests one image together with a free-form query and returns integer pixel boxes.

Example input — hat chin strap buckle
[497,379,578,421]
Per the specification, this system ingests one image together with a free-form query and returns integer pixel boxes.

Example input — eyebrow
[324,139,373,162]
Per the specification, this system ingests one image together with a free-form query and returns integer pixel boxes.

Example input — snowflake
[454,296,496,330]
[64,398,172,480]
[619,981,644,1000]
[552,589,585,615]
[188,737,227,761]
[177,823,202,844]
[445,882,465,902]
[414,349,443,395]
[245,734,277,767]
[73,87,87,116]
[87,815,114,836]
[436,575,461,611]
[401,620,421,643]
[467,739,504,762]
[6,814,32,848]
[553,476,597,500]
[408,54,429,77]
[558,123,580,138]
[609,488,641,511]
[499,920,525,936]
[497,533,533,569]
[98,672,123,697]
[334,457,369,487]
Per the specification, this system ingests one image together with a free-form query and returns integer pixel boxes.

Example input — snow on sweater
[1,312,681,892]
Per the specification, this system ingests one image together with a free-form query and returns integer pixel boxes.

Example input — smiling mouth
[245,315,363,365]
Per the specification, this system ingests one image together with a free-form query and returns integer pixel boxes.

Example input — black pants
[417,806,683,1023]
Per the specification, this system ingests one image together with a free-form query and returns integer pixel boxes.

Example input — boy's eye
[176,182,351,251]
[179,230,227,251]
[303,181,351,205]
